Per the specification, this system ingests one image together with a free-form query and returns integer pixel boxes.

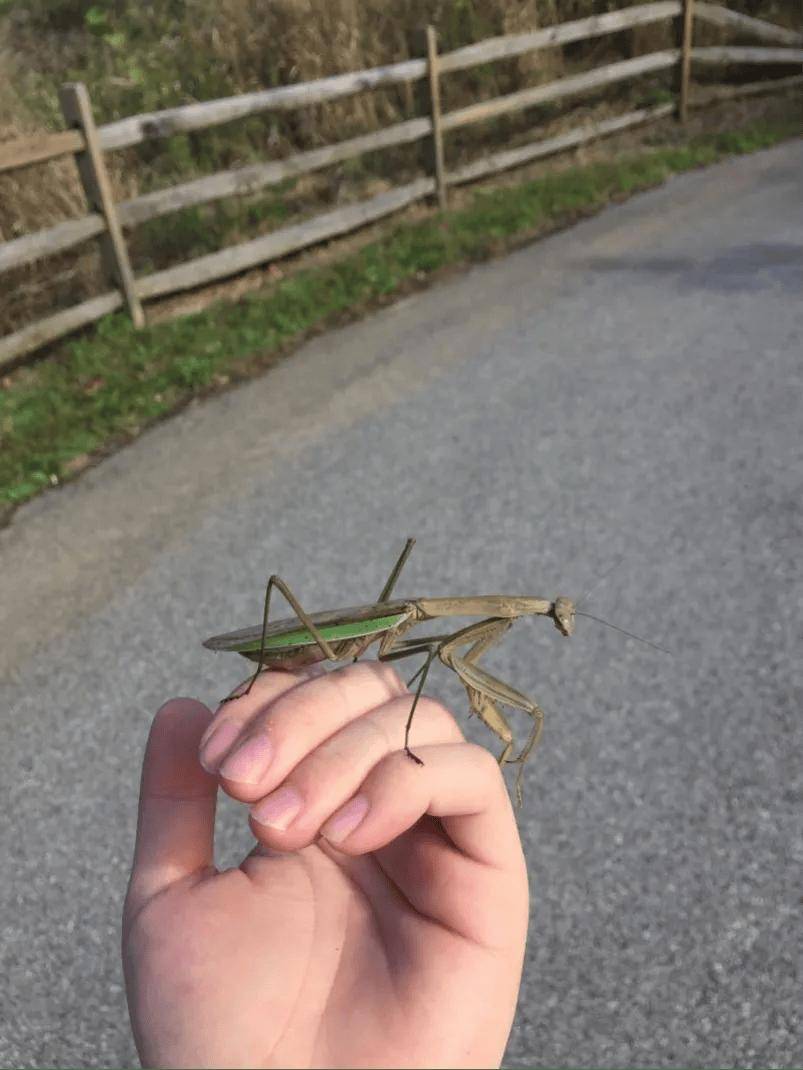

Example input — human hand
[122,662,529,1069]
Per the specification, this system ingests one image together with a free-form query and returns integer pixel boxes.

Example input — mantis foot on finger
[219,678,256,705]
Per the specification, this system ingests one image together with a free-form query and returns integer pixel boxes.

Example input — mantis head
[552,596,576,637]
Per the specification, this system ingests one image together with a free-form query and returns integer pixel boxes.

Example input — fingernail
[199,721,241,773]
[218,734,274,784]
[320,795,370,844]
[251,786,303,831]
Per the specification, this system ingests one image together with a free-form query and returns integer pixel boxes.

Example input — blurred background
[1,0,799,338]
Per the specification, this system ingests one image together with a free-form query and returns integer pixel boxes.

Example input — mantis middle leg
[377,537,416,602]
[223,574,340,703]
[352,537,416,663]
[377,627,458,764]
[379,617,517,767]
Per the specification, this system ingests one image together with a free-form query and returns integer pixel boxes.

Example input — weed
[0,117,799,514]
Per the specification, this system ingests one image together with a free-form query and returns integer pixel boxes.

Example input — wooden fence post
[59,82,145,328]
[679,0,695,123]
[426,25,448,210]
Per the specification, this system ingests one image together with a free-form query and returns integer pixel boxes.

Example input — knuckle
[466,741,505,780]
[259,678,328,734]
[324,662,362,699]
[295,738,351,788]
[298,716,392,792]
[335,659,396,690]
[318,659,403,705]
[217,671,299,721]
[376,662,408,694]
[370,747,410,780]
[250,668,306,702]
[361,712,398,753]
[428,695,459,725]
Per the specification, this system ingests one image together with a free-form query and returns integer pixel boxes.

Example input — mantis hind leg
[353,537,416,664]
[377,537,416,603]
[222,574,338,704]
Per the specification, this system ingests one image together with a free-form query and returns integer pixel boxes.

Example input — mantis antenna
[573,554,671,655]
[575,553,626,608]
[575,610,672,655]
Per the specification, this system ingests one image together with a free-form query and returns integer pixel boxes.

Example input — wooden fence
[1,0,801,371]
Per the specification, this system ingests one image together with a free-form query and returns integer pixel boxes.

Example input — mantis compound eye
[553,597,576,637]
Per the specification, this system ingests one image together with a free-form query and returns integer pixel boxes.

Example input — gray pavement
[1,139,801,1069]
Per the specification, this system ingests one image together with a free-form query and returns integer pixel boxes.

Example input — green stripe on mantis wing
[226,612,407,654]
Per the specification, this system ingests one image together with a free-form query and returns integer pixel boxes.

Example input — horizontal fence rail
[690,71,803,104]
[97,60,430,152]
[136,178,436,300]
[693,2,803,44]
[439,2,682,72]
[1,0,801,370]
[446,103,676,186]
[441,51,680,131]
[0,214,105,274]
[116,117,434,227]
[0,129,85,174]
[0,291,123,369]
[691,44,803,63]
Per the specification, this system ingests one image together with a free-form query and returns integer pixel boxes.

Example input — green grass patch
[1,118,799,517]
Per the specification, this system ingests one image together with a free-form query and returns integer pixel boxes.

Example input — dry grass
[0,0,800,336]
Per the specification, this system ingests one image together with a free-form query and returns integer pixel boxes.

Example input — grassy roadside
[0,117,799,524]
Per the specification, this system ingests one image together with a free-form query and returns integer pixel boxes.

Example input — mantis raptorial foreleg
[379,617,515,764]
[437,618,526,764]
[383,616,545,805]
[463,672,545,807]
[456,616,514,665]
[222,574,339,703]
[445,637,545,807]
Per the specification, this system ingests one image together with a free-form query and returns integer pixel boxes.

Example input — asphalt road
[1,140,801,1069]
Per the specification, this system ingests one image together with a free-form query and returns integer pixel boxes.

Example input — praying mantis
[203,537,641,805]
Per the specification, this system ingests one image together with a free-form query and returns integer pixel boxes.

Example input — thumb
[125,698,218,922]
